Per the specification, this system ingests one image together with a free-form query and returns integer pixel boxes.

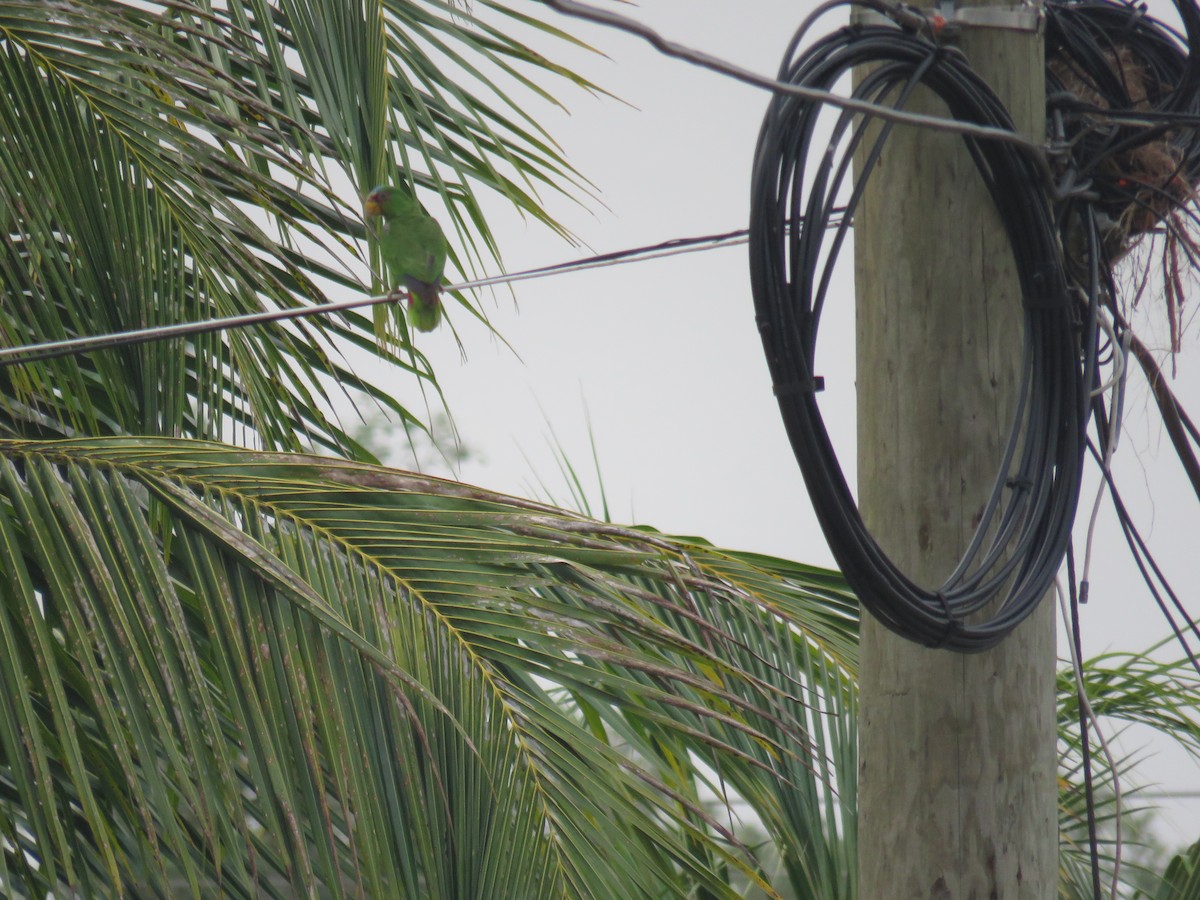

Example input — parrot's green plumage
[364,183,449,332]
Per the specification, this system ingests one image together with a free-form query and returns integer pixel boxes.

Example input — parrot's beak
[363,196,382,218]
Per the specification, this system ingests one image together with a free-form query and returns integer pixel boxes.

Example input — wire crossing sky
[0,213,851,368]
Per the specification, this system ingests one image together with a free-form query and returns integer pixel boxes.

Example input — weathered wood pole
[854,6,1058,898]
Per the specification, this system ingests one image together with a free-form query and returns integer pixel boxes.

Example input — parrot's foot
[385,288,410,303]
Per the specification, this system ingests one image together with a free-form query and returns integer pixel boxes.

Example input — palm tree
[0,1,1196,897]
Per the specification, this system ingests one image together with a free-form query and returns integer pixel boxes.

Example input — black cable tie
[773,377,825,396]
[1005,475,1034,492]
[929,592,962,649]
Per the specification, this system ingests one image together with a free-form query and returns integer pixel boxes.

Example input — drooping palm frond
[0,0,596,452]
[0,436,858,898]
[4,438,1200,898]
[1057,648,1200,899]
[1139,839,1200,900]
[507,424,863,898]
[1059,648,1200,760]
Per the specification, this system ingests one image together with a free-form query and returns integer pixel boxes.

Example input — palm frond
[0,436,857,897]
[1058,646,1200,759]
[0,0,598,452]
[1138,839,1200,900]
[1057,647,1200,898]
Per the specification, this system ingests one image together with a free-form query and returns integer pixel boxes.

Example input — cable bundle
[1046,0,1200,257]
[749,14,1097,651]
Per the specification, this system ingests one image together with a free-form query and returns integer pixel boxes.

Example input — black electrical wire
[1066,543,1104,900]
[1046,0,1200,243]
[1071,223,1198,679]
[748,8,1097,651]
[540,0,1049,152]
[0,219,853,369]
[1089,434,1200,679]
[1051,0,1200,675]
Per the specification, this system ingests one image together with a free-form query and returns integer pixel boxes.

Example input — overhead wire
[1065,546,1104,900]
[539,0,1051,155]
[1080,310,1130,602]
[1085,275,1200,673]
[1112,310,1200,501]
[1058,570,1123,900]
[0,217,839,368]
[1092,442,1200,678]
[1066,299,1130,895]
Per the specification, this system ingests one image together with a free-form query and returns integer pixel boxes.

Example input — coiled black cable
[749,12,1097,651]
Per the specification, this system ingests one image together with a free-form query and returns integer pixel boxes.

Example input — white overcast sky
[346,0,1200,847]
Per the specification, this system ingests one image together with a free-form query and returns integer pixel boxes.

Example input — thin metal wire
[0,217,840,368]
[540,0,1050,155]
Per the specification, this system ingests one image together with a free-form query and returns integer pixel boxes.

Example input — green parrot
[364,183,449,332]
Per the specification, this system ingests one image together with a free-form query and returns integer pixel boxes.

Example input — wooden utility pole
[854,5,1058,898]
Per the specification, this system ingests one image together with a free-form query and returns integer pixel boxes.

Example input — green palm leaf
[1058,648,1200,899]
[0,0,596,452]
[1142,839,1200,900]
[0,437,858,897]
[5,3,1198,896]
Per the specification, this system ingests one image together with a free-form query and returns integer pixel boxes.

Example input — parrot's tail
[405,278,443,332]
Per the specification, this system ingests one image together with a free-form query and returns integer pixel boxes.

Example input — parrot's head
[363,184,413,219]
[363,185,389,219]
